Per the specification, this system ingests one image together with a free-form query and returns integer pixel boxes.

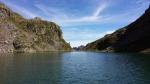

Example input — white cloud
[46,0,149,27]
[54,3,108,24]
[93,3,107,17]
[34,4,68,21]
[18,8,37,18]
[63,28,115,47]
[1,1,37,18]
[70,40,92,47]
[136,0,150,4]
[1,0,150,47]
[33,2,108,26]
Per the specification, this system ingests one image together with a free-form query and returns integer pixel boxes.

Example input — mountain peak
[0,3,13,19]
[0,3,10,11]
[83,6,150,52]
[145,5,150,13]
[33,17,42,21]
[0,3,71,53]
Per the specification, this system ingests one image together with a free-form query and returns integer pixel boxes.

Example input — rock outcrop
[0,3,71,53]
[83,6,150,52]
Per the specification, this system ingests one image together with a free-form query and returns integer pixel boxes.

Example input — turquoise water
[0,52,150,84]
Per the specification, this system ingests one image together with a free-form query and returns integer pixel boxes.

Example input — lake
[0,52,150,84]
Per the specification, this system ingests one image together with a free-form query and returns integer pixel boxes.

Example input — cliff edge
[83,6,150,53]
[0,3,71,53]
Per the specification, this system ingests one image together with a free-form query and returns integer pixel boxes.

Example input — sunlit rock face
[0,3,71,53]
[84,6,150,52]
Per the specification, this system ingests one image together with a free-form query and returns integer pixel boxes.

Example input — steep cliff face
[83,6,150,52]
[112,6,150,52]
[0,3,71,53]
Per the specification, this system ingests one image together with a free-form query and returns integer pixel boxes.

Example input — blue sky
[0,0,150,47]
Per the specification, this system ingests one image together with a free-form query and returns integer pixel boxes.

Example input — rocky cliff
[0,3,71,53]
[83,6,150,52]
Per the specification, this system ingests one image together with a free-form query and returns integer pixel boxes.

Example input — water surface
[0,52,150,84]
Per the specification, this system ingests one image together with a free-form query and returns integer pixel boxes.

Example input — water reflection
[0,52,150,84]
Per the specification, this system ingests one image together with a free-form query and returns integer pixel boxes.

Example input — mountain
[83,6,150,53]
[73,45,84,51]
[0,3,71,53]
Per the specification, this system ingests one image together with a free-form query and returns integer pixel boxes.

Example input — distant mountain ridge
[0,3,71,53]
[83,6,150,52]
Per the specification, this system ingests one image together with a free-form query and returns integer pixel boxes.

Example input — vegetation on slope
[0,3,71,53]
